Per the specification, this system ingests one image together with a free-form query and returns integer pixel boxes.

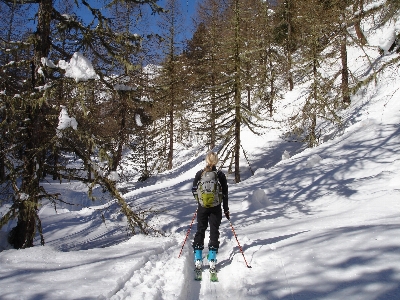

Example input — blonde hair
[204,152,219,173]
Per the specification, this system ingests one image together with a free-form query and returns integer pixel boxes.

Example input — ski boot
[194,249,203,280]
[194,249,203,268]
[207,247,218,282]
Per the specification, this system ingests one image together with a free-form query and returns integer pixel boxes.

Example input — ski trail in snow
[107,236,187,300]
[205,233,293,300]
[191,236,245,300]
[204,268,221,299]
[179,234,223,300]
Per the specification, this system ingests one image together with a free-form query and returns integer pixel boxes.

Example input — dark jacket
[193,166,229,213]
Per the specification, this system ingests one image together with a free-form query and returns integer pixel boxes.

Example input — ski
[194,267,202,281]
[209,268,218,282]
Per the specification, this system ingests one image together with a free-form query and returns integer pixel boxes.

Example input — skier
[191,151,229,278]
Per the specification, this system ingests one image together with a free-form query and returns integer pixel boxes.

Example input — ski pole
[178,207,198,258]
[229,219,252,268]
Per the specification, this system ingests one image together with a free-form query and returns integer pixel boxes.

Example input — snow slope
[1,9,400,300]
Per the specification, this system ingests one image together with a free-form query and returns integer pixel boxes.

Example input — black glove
[224,211,230,220]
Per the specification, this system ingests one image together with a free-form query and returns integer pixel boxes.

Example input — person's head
[205,152,219,171]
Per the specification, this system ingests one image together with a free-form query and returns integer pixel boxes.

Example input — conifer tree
[289,0,346,147]
[0,0,163,248]
[252,0,286,116]
[187,0,268,182]
[152,0,187,170]
[274,0,299,91]
[185,0,227,150]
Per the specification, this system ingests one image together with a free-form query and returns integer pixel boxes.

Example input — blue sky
[157,0,199,40]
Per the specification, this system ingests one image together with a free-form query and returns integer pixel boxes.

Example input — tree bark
[234,0,241,183]
[354,0,368,45]
[341,31,350,105]
[11,0,53,249]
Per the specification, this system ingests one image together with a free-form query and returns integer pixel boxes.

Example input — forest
[0,0,399,249]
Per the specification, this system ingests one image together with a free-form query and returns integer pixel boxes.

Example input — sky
[155,0,199,42]
[1,1,400,299]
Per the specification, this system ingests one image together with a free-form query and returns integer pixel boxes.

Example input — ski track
[102,183,294,300]
[107,237,185,300]
[186,235,251,300]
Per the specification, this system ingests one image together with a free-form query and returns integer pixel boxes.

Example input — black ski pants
[193,204,222,250]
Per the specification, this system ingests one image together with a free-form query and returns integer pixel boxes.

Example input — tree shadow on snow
[243,224,400,300]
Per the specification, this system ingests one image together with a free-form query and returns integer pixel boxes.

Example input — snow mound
[282,150,291,160]
[242,188,271,210]
[305,154,322,168]
[254,168,267,176]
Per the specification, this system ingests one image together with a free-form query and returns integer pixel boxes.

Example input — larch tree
[188,0,267,183]
[252,0,286,117]
[185,0,227,150]
[221,0,267,183]
[0,0,163,249]
[289,0,343,148]
[273,0,299,91]
[153,0,187,171]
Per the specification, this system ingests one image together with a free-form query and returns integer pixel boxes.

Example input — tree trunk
[341,30,350,105]
[167,101,174,170]
[10,198,36,248]
[309,54,318,148]
[53,147,58,180]
[287,51,294,91]
[286,0,294,91]
[269,57,274,117]
[247,86,251,110]
[354,0,368,45]
[210,73,216,150]
[11,0,53,249]
[12,113,40,248]
[234,0,241,184]
[308,113,317,148]
[112,96,127,171]
[33,0,53,87]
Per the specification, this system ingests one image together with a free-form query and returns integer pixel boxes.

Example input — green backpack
[196,171,223,208]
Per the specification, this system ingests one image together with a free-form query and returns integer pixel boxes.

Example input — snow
[41,57,57,68]
[59,52,98,82]
[57,106,78,137]
[282,150,291,160]
[1,5,400,300]
[108,171,120,182]
[135,114,143,127]
[368,19,398,53]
